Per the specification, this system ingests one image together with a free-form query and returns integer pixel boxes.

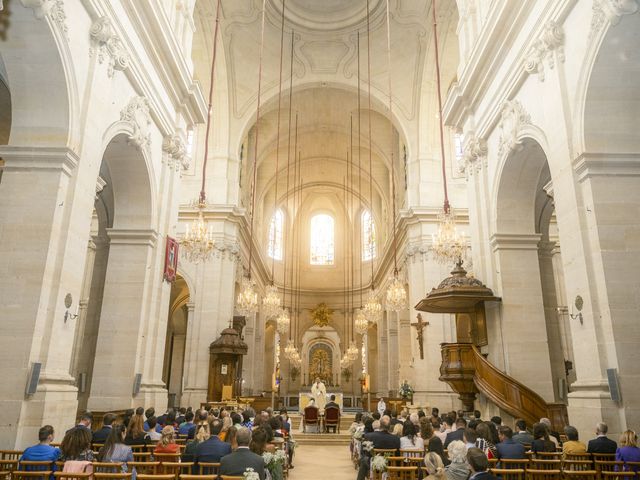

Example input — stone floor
[291,443,355,480]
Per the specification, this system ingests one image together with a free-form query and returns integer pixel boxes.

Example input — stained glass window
[362,210,376,261]
[268,209,284,260]
[310,214,335,265]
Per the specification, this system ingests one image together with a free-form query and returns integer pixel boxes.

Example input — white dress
[311,381,327,411]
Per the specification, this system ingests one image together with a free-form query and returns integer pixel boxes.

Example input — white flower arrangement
[399,380,414,398]
[274,449,287,463]
[352,427,365,440]
[371,454,388,472]
[262,451,275,466]
[362,440,374,452]
[244,468,260,480]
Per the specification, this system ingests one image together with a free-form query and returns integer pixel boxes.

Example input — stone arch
[98,130,155,230]
[578,10,640,153]
[0,2,75,147]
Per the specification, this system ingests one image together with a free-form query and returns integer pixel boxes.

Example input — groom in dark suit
[219,427,265,480]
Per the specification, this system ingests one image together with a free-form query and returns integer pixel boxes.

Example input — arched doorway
[163,275,191,408]
[491,137,569,402]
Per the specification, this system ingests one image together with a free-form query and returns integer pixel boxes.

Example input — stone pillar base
[181,388,208,409]
[13,375,78,449]
[138,382,168,411]
[567,380,621,439]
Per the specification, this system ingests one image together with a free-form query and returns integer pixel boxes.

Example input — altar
[298,392,343,412]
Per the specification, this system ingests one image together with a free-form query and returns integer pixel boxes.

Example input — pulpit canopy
[414,260,500,313]
[209,317,248,355]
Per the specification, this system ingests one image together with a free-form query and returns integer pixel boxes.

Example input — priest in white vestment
[311,377,327,411]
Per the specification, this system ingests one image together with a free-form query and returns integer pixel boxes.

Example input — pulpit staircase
[416,260,568,431]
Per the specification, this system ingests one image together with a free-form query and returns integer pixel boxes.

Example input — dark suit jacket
[497,438,526,459]
[194,436,232,463]
[364,431,401,455]
[587,436,618,454]
[92,426,112,444]
[325,402,340,410]
[444,427,465,448]
[219,448,265,480]
[512,432,534,446]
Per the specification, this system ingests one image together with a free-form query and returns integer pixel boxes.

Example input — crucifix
[411,313,429,360]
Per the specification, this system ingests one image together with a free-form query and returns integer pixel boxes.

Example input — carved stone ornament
[523,20,564,81]
[120,96,151,149]
[590,0,639,38]
[212,239,240,261]
[23,0,68,36]
[310,302,333,327]
[162,133,189,171]
[460,135,488,176]
[90,16,130,77]
[497,100,531,157]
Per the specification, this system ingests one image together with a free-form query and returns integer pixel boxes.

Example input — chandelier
[276,308,290,335]
[432,208,466,264]
[263,284,282,319]
[340,354,351,368]
[386,275,407,312]
[180,0,222,263]
[363,290,383,324]
[354,309,368,335]
[284,339,296,359]
[181,203,215,263]
[347,340,360,361]
[236,276,259,316]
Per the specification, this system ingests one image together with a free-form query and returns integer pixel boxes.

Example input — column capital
[106,228,158,247]
[0,145,79,177]
[186,302,196,312]
[490,233,542,252]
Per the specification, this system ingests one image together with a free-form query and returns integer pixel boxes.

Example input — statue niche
[308,343,333,385]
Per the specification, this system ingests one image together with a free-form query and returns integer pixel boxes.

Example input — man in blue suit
[194,419,232,464]
[496,426,526,459]
[587,422,617,454]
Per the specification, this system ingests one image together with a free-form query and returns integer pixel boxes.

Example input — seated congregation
[9,406,294,480]
[350,407,640,480]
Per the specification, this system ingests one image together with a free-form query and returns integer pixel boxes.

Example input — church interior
[1,0,640,478]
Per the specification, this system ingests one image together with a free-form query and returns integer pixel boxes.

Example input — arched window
[268,209,284,260]
[362,210,376,261]
[310,214,335,265]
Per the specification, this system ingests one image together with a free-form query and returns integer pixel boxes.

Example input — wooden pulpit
[207,316,248,402]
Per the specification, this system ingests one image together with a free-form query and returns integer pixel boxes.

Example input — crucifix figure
[411,313,429,360]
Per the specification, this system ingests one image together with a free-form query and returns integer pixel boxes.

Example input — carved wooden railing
[440,343,568,430]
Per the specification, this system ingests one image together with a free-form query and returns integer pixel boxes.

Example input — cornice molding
[106,228,159,246]
[573,152,640,182]
[490,233,543,252]
[0,145,79,176]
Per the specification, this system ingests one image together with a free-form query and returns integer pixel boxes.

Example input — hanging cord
[283,33,295,309]
[199,0,222,204]
[366,0,375,290]
[432,0,450,213]
[270,0,287,282]
[247,0,267,279]
[385,0,399,276]
[292,120,300,343]
[357,30,363,310]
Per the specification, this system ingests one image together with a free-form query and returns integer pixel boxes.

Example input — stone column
[88,228,159,411]
[181,239,238,407]
[0,146,81,448]
[376,312,389,397]
[387,311,400,396]
[564,156,640,434]
[490,233,555,402]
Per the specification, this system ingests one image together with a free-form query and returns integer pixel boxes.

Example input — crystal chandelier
[284,339,296,359]
[354,309,368,335]
[386,274,407,312]
[181,204,215,263]
[236,276,259,316]
[347,340,359,361]
[276,308,290,335]
[432,208,466,264]
[363,290,383,324]
[263,284,282,319]
[340,354,351,368]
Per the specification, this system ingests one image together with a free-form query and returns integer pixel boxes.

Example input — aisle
[291,444,354,480]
